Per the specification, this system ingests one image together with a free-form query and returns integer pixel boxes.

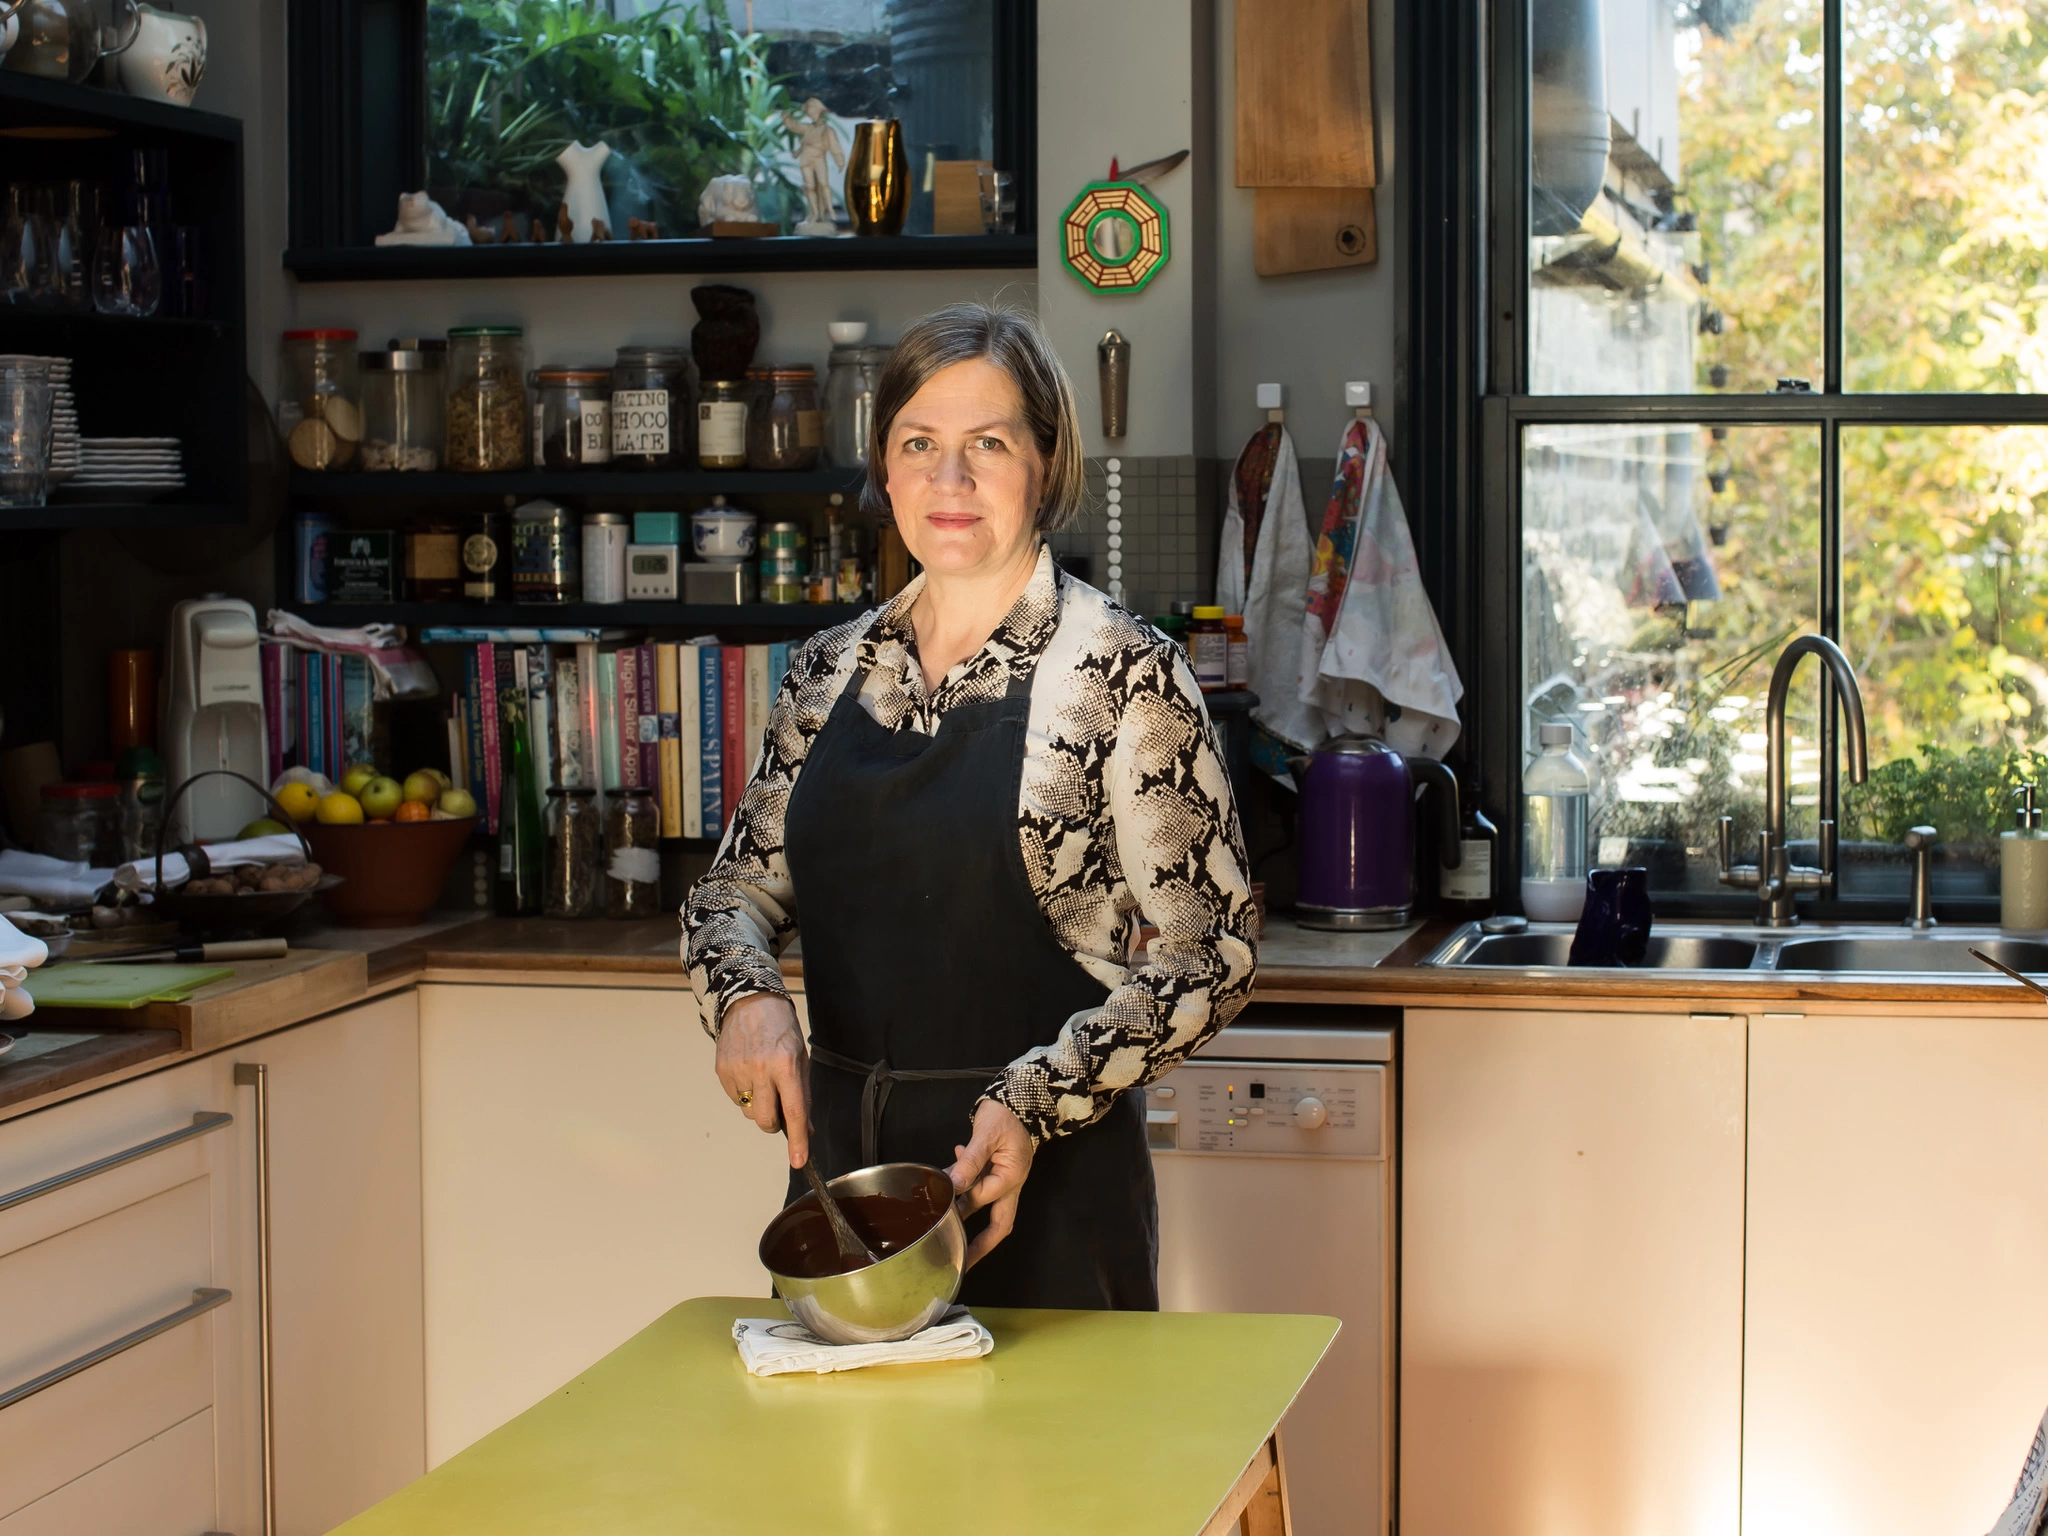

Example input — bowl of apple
[298,766,480,928]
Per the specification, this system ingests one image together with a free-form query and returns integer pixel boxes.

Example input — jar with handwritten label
[609,345,689,470]
[531,366,611,469]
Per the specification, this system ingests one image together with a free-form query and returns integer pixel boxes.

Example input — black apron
[782,649,1158,1311]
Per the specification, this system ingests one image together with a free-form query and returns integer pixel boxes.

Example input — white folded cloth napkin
[732,1306,993,1377]
[114,833,308,893]
[0,913,51,1023]
[0,850,115,907]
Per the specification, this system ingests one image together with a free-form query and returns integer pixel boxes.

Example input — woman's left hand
[947,1100,1034,1270]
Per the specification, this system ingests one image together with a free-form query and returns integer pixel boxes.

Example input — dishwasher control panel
[1146,1061,1383,1159]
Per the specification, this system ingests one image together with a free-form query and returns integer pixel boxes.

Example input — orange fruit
[394,800,431,823]
[366,816,392,824]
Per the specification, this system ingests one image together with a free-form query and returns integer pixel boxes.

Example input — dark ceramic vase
[691,284,760,381]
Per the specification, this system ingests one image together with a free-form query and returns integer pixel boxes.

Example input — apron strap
[812,1043,1003,1169]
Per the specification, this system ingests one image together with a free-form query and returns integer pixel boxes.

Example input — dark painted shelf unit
[288,467,867,499]
[0,72,247,532]
[302,602,868,631]
[284,233,1038,283]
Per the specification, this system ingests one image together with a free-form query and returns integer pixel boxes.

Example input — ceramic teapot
[115,2,203,105]
[3,0,138,84]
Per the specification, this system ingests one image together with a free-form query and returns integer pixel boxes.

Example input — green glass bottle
[495,651,543,915]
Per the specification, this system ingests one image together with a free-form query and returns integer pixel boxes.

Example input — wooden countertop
[332,1296,1337,1536]
[6,910,2045,1124]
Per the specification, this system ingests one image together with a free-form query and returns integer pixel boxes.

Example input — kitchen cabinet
[228,990,426,1536]
[416,983,789,1464]
[1744,1009,2048,1536]
[1401,1005,1748,1536]
[0,1052,253,1534]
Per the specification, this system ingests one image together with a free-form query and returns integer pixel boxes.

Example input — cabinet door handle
[0,1287,231,1412]
[234,1063,275,1536]
[0,1110,234,1215]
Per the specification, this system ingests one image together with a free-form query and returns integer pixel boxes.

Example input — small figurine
[557,141,613,244]
[781,98,846,236]
[375,191,471,247]
[463,213,497,245]
[627,216,660,240]
[698,173,763,228]
[499,212,523,243]
[591,217,612,242]
[532,218,549,244]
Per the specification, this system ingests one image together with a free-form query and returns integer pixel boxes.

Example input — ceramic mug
[116,3,204,106]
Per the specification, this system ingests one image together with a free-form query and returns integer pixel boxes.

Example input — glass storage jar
[359,338,444,471]
[39,781,118,864]
[697,378,749,468]
[747,365,823,471]
[445,325,528,472]
[604,786,662,918]
[824,344,891,466]
[543,786,602,919]
[530,366,611,469]
[279,328,361,471]
[609,346,690,470]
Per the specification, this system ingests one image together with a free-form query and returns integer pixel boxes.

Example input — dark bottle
[1439,776,1499,919]
[494,649,543,914]
[464,502,510,603]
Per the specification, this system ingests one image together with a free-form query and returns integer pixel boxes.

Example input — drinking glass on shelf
[92,222,159,317]
[978,167,1016,235]
[2,186,56,308]
[0,361,56,509]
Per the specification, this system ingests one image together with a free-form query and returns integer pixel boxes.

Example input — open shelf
[283,233,1037,283]
[1,501,243,531]
[290,468,866,499]
[0,71,242,142]
[297,601,870,631]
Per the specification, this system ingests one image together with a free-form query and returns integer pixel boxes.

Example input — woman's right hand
[714,992,810,1168]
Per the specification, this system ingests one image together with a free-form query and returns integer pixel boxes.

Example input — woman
[683,303,1257,1310]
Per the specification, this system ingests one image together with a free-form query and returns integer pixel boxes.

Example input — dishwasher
[1151,1001,1396,1536]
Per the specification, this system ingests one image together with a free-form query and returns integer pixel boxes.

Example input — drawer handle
[0,1110,234,1215]
[0,1287,230,1412]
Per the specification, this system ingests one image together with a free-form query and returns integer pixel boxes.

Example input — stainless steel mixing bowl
[759,1162,966,1345]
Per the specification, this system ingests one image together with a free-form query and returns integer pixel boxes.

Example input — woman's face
[883,358,1046,579]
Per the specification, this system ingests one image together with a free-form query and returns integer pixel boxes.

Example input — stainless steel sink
[1441,932,1761,970]
[1772,936,2048,974]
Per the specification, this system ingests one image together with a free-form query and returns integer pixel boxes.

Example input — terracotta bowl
[301,816,478,927]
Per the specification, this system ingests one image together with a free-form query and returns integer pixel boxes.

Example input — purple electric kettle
[1290,736,1461,930]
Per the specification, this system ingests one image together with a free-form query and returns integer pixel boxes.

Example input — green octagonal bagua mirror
[1061,181,1170,294]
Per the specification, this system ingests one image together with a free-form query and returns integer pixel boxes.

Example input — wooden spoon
[797,1148,877,1269]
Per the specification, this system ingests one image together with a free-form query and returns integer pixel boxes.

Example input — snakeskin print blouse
[682,544,1259,1144]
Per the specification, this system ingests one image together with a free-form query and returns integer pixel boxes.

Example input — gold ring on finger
[737,1089,754,1109]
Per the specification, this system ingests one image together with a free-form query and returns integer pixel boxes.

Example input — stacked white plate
[0,354,79,482]
[72,436,184,490]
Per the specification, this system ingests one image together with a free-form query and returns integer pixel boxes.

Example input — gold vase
[844,119,910,237]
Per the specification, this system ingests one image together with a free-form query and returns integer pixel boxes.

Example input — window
[1497,0,2048,913]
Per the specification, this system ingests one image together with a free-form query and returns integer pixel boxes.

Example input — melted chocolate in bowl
[765,1181,949,1279]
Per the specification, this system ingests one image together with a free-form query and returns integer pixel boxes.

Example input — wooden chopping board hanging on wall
[1236,0,1378,276]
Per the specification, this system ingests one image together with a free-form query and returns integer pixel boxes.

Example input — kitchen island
[5,913,2048,1536]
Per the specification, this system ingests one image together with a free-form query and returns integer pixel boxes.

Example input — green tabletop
[335,1297,1339,1536]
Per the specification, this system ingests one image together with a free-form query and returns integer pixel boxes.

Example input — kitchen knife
[81,938,288,965]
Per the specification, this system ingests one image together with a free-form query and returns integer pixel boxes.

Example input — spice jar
[279,329,362,471]
[530,366,611,469]
[446,325,528,472]
[747,365,823,471]
[1224,612,1250,689]
[610,345,690,470]
[760,519,807,604]
[463,505,508,602]
[39,782,118,864]
[824,344,890,466]
[405,520,463,600]
[582,511,629,604]
[697,378,749,468]
[360,339,444,471]
[604,786,662,918]
[543,786,602,919]
[512,499,578,603]
[1189,606,1228,691]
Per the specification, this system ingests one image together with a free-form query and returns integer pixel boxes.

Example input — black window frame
[1402,0,2048,919]
[284,0,1038,279]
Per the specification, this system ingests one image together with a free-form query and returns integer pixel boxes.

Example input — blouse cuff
[980,1061,1069,1146]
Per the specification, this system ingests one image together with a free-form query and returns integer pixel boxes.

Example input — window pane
[424,0,994,239]
[1523,424,1822,898]
[1844,2,2048,391]
[1840,426,2048,902]
[1528,0,1822,395]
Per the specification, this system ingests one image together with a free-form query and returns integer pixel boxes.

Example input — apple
[425,768,453,791]
[402,770,443,804]
[339,763,379,798]
[358,775,404,820]
[437,786,478,819]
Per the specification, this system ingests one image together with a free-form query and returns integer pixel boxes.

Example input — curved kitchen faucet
[1716,634,1870,927]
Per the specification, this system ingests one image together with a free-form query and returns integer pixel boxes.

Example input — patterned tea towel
[1988,1402,2048,1536]
[732,1306,993,1377]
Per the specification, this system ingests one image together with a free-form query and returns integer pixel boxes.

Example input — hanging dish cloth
[1219,422,1320,774]
[1300,416,1464,759]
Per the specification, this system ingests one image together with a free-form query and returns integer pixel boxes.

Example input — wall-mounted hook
[1257,382,1284,424]
[1345,380,1373,420]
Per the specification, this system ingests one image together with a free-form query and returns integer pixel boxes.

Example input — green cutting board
[29,965,236,1009]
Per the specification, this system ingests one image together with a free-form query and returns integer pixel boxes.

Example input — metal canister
[512,500,580,603]
[295,511,336,602]
[581,511,629,604]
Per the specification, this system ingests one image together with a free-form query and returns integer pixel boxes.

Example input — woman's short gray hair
[860,302,1087,534]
